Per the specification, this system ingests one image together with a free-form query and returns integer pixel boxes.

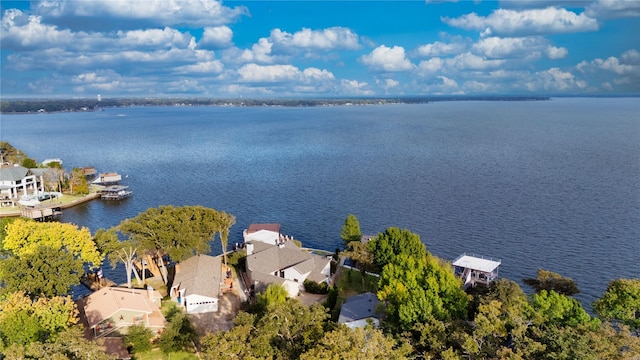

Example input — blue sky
[1,0,639,98]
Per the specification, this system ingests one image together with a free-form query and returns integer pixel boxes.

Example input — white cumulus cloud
[199,26,233,48]
[360,45,414,72]
[270,27,360,50]
[1,9,74,49]
[585,0,640,19]
[34,0,248,28]
[443,7,599,36]
[416,40,468,57]
[175,60,224,74]
[473,36,567,60]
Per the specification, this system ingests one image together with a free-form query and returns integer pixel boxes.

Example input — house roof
[0,165,28,181]
[247,241,313,274]
[173,254,222,299]
[82,287,158,329]
[247,223,280,234]
[452,254,501,273]
[247,241,331,283]
[338,292,381,324]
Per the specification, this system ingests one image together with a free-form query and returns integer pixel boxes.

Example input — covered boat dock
[452,253,501,289]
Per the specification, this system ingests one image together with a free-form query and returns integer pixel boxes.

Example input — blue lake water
[2,97,639,307]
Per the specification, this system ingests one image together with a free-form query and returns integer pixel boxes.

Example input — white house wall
[282,280,301,298]
[244,230,280,245]
[282,267,308,283]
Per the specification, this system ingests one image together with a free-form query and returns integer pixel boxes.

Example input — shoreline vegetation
[0,96,552,114]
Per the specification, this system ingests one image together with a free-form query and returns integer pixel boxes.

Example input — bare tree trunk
[156,250,168,284]
[118,246,137,288]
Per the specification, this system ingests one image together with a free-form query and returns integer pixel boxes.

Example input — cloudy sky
[1,0,639,98]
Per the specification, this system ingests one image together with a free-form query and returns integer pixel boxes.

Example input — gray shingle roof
[338,292,381,324]
[0,166,28,182]
[247,241,331,285]
[173,254,222,299]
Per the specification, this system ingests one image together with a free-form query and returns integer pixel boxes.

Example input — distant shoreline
[0,96,552,114]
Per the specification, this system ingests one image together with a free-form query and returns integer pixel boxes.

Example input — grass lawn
[337,267,378,296]
[331,266,379,320]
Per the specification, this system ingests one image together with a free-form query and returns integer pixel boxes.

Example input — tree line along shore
[1,208,639,359]
[0,96,551,114]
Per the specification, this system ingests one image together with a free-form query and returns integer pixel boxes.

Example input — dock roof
[452,254,501,273]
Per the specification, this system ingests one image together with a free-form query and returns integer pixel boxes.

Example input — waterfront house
[170,254,223,314]
[0,165,45,201]
[452,253,501,289]
[338,292,381,329]
[243,223,283,245]
[245,239,331,298]
[77,286,165,339]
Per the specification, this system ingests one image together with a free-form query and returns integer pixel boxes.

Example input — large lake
[2,97,639,307]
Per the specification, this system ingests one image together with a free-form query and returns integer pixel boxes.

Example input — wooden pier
[20,205,62,221]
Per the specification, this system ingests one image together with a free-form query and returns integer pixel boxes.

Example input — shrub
[124,325,153,353]
[303,280,329,294]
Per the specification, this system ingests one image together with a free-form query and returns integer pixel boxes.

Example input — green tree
[368,227,427,271]
[124,324,153,353]
[69,168,89,195]
[341,239,375,289]
[341,214,362,249]
[0,141,26,165]
[301,326,412,360]
[593,278,640,329]
[2,219,103,267]
[378,253,468,331]
[2,326,115,360]
[117,205,230,284]
[0,292,78,347]
[216,210,236,267]
[250,300,329,359]
[523,269,580,296]
[532,290,594,328]
[0,245,84,298]
[257,283,289,309]
[21,157,37,168]
[158,311,197,354]
[201,312,256,359]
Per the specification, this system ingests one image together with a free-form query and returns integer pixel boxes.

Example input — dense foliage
[303,279,330,294]
[0,292,78,348]
[340,214,362,249]
[0,220,102,298]
[593,278,640,329]
[0,210,637,359]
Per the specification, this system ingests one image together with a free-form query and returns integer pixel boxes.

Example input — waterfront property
[338,292,381,329]
[245,238,332,298]
[0,165,45,201]
[170,254,223,314]
[77,286,165,339]
[452,253,501,289]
